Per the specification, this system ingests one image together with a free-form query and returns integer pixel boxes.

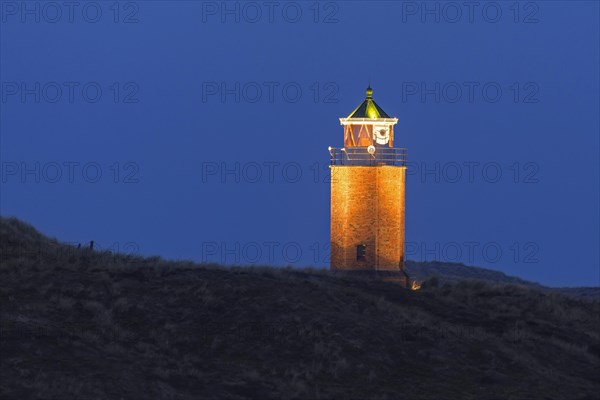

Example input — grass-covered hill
[405,261,600,300]
[1,217,599,399]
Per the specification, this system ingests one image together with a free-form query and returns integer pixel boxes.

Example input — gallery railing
[329,147,407,166]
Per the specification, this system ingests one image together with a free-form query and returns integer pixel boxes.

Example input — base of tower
[331,269,412,289]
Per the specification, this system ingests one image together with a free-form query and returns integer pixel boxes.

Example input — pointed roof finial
[366,84,373,99]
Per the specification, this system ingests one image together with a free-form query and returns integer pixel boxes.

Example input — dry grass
[1,216,599,400]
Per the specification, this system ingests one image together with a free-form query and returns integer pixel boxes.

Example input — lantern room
[339,86,399,148]
[330,87,405,167]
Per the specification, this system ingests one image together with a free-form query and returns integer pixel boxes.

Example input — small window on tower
[356,244,367,261]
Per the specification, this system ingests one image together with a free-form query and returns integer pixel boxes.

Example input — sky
[1,1,598,287]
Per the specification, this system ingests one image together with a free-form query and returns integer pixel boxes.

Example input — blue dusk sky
[1,1,598,287]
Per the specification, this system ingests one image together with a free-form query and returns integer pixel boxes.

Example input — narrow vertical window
[356,244,367,261]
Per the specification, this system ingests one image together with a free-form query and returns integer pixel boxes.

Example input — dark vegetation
[1,217,599,399]
[406,261,600,300]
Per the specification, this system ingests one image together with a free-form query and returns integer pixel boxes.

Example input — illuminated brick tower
[329,87,408,284]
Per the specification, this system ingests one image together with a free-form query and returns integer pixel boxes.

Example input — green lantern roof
[347,86,391,119]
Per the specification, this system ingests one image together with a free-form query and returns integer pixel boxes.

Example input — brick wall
[330,165,406,271]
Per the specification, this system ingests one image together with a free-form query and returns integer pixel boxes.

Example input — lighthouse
[329,86,409,285]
